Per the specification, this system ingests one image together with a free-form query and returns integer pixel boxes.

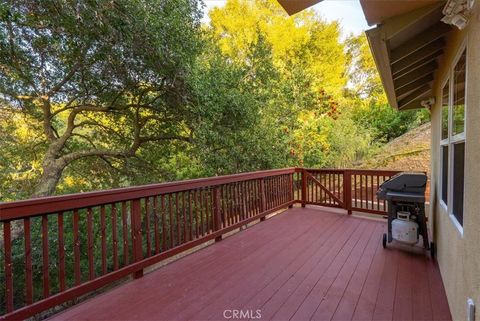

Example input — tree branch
[46,60,83,97]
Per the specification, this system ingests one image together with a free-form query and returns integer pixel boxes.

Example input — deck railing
[301,169,400,215]
[0,167,403,320]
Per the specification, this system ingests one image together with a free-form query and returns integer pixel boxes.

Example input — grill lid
[377,172,427,200]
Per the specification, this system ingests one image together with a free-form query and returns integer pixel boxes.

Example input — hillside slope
[356,122,431,174]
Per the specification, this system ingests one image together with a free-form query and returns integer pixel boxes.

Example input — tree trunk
[32,159,67,197]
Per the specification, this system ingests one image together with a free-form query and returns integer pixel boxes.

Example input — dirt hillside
[356,122,431,175]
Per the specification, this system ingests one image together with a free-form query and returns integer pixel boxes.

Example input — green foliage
[344,34,430,143]
[0,0,431,202]
[352,102,430,143]
[0,0,204,197]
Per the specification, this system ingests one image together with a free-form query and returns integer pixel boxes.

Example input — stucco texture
[429,3,480,320]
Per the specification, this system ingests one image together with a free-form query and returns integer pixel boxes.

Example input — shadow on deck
[49,206,451,321]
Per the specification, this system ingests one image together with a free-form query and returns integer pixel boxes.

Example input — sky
[202,0,370,38]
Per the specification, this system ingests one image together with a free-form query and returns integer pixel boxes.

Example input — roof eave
[363,3,450,110]
[365,27,398,109]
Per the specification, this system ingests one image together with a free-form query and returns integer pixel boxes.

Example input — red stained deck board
[232,216,353,319]
[411,250,433,321]
[257,216,362,320]
[429,262,452,321]
[393,251,416,321]
[185,212,344,320]
[53,209,308,320]
[372,245,399,321]
[351,223,389,321]
[289,220,372,321]
[327,224,384,321]
[310,222,379,321]
[48,206,451,321]
[152,209,335,320]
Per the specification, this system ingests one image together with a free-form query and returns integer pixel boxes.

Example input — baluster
[243,181,251,218]
[42,216,50,298]
[199,190,204,235]
[242,181,248,218]
[247,180,252,217]
[259,178,266,218]
[87,208,94,280]
[221,186,227,226]
[24,218,33,304]
[206,188,211,233]
[353,174,357,208]
[194,190,200,237]
[189,191,194,241]
[275,176,279,207]
[233,183,238,223]
[100,205,107,275]
[233,183,238,222]
[58,212,66,291]
[383,176,387,210]
[112,203,119,270]
[327,172,335,205]
[376,176,380,211]
[145,198,151,256]
[213,187,221,242]
[161,195,167,251]
[343,170,352,215]
[228,184,234,225]
[121,202,129,266]
[169,194,174,248]
[370,174,375,210]
[360,175,363,208]
[291,173,295,202]
[131,199,143,279]
[183,192,188,242]
[4,221,13,312]
[73,209,81,284]
[174,193,179,245]
[154,197,160,254]
[276,177,280,206]
[269,177,274,208]
[254,179,259,214]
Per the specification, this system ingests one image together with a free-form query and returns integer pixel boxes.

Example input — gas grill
[377,172,432,255]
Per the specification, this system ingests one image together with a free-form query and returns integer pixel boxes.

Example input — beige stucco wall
[429,3,480,320]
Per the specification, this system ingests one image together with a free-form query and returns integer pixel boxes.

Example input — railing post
[259,178,266,221]
[213,186,222,241]
[131,198,144,278]
[343,170,352,215]
[301,169,307,207]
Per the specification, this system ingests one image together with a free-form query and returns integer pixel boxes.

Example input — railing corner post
[301,169,307,208]
[343,170,353,215]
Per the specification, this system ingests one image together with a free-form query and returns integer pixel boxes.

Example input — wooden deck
[49,206,451,321]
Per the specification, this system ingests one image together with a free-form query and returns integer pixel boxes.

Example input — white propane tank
[392,211,419,245]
